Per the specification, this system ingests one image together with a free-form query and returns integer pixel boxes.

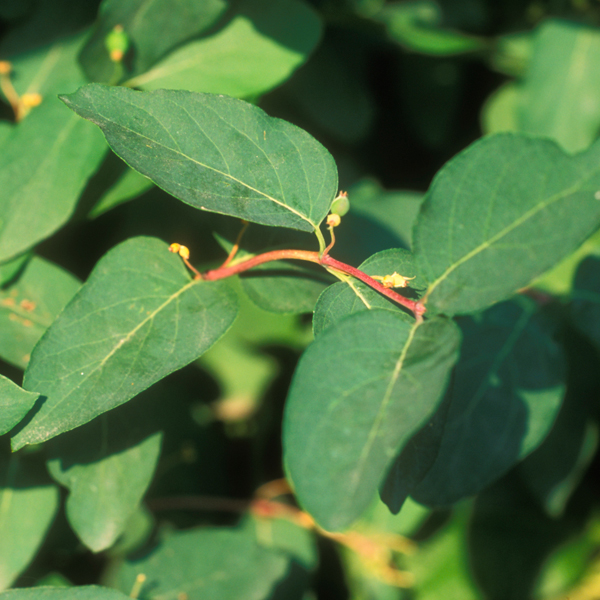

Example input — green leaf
[570,255,600,350]
[11,236,238,450]
[520,20,600,154]
[126,0,322,98]
[379,0,485,56]
[0,376,39,436]
[414,133,600,315]
[0,34,107,263]
[284,310,461,531]
[79,0,228,83]
[241,261,331,314]
[61,85,338,232]
[88,167,153,218]
[0,587,130,600]
[0,256,81,369]
[108,517,314,600]
[0,455,59,591]
[410,299,565,507]
[0,253,29,286]
[46,395,163,552]
[312,248,423,336]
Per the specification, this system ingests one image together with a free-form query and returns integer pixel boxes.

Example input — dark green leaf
[0,34,107,263]
[312,248,423,336]
[410,299,565,507]
[0,257,81,369]
[414,133,600,315]
[0,455,59,590]
[0,587,130,600]
[241,261,331,314]
[126,0,322,98]
[571,255,600,349]
[46,394,163,552]
[284,310,461,531]
[11,236,238,450]
[0,376,39,436]
[88,167,153,218]
[80,0,228,83]
[109,517,315,600]
[61,85,338,232]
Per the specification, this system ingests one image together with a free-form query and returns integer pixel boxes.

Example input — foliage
[2,1,600,599]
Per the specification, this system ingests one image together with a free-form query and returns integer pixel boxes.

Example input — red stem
[201,249,426,319]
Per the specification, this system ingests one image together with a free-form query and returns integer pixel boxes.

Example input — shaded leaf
[127,0,322,98]
[0,587,130,600]
[0,455,59,590]
[11,236,238,450]
[0,376,39,436]
[61,85,338,232]
[284,310,460,531]
[0,256,81,369]
[0,34,107,263]
[410,299,565,507]
[570,255,600,350]
[46,393,164,552]
[0,253,29,286]
[312,248,423,336]
[79,0,228,83]
[414,133,600,315]
[88,167,153,218]
[109,517,315,600]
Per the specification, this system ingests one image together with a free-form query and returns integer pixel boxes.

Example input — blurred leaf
[0,253,29,286]
[312,248,422,336]
[109,517,315,600]
[79,0,228,83]
[0,35,107,263]
[0,256,81,369]
[409,299,565,507]
[88,167,153,218]
[11,237,238,450]
[61,85,337,232]
[0,455,59,591]
[469,474,584,600]
[480,82,519,135]
[0,587,131,600]
[570,255,600,350]
[406,504,483,600]
[520,19,600,154]
[379,0,486,56]
[0,376,39,436]
[414,133,600,315]
[127,0,322,98]
[284,311,460,531]
[46,393,164,552]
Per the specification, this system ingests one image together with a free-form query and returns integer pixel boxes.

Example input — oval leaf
[11,237,238,450]
[415,133,600,314]
[60,85,338,232]
[0,375,39,436]
[283,310,461,531]
[410,299,565,507]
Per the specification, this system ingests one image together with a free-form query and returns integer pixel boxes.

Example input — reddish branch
[200,248,426,319]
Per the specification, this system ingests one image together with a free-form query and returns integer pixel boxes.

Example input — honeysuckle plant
[4,1,600,599]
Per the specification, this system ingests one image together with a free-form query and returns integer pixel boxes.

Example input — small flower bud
[327,213,341,227]
[105,24,129,63]
[330,191,350,217]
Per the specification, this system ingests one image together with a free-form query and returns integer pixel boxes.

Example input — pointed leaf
[127,0,322,98]
[312,248,424,336]
[0,35,107,263]
[410,299,565,507]
[79,0,228,82]
[415,133,600,314]
[0,376,39,436]
[46,393,164,552]
[284,310,461,531]
[0,256,81,369]
[11,236,238,450]
[0,455,59,590]
[61,84,338,232]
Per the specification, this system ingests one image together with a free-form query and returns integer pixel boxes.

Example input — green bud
[105,25,129,62]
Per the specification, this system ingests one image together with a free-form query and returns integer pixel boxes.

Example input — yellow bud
[327,213,341,227]
[168,243,181,254]
[20,93,42,108]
